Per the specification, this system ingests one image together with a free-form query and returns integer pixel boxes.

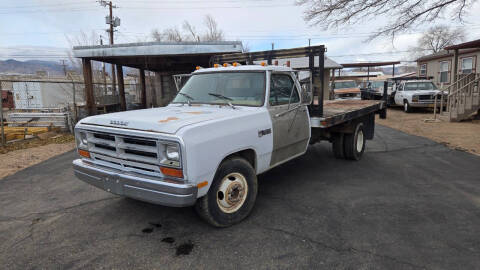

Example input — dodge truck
[391,80,447,112]
[73,46,386,227]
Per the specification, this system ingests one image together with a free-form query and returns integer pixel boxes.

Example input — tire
[344,122,366,161]
[404,101,412,113]
[195,157,258,227]
[332,133,345,159]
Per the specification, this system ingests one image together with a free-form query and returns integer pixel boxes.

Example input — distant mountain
[0,59,70,75]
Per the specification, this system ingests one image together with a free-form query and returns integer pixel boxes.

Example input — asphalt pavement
[1,125,479,269]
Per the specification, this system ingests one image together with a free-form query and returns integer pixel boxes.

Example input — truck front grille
[85,131,164,175]
[418,94,442,101]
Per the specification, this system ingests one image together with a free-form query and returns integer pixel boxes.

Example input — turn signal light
[78,149,90,158]
[197,181,208,188]
[160,166,184,178]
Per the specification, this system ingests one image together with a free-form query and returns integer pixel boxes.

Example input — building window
[461,57,473,74]
[419,64,427,76]
[439,61,450,83]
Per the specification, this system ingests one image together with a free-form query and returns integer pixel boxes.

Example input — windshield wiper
[208,93,235,109]
[178,92,194,106]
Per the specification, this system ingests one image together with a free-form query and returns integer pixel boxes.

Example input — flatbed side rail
[310,100,385,128]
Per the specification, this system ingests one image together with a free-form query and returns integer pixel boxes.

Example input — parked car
[360,80,393,100]
[331,80,361,99]
[391,80,447,112]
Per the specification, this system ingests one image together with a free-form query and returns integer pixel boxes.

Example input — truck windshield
[404,82,438,91]
[334,81,357,89]
[172,72,266,106]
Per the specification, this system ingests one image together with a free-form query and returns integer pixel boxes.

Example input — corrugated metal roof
[255,56,342,69]
[73,41,243,58]
[444,39,480,50]
[340,61,400,68]
[416,48,480,62]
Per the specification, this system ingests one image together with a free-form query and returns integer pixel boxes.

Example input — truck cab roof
[194,64,293,73]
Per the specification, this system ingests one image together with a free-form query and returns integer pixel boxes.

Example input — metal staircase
[445,73,480,121]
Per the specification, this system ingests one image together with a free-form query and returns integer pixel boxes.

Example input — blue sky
[1,0,480,63]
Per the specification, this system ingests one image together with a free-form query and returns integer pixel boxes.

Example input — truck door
[394,83,404,105]
[268,72,310,167]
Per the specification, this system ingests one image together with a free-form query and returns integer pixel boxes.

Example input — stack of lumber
[3,126,54,142]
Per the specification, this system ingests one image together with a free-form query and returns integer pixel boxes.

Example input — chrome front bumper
[410,101,447,107]
[73,159,197,207]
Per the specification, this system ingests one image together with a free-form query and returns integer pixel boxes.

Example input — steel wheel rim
[356,129,364,153]
[216,172,248,214]
[404,103,408,112]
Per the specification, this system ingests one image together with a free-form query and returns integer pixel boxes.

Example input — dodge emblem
[110,120,129,126]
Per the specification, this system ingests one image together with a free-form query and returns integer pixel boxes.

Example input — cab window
[269,74,300,106]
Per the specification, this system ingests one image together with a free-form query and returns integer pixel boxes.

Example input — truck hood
[79,104,252,134]
[334,87,361,94]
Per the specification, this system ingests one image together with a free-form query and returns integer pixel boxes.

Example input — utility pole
[308,38,311,47]
[98,0,120,99]
[60,60,67,76]
[271,43,274,50]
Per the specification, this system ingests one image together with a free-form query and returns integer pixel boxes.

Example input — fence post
[0,81,5,146]
[72,81,77,123]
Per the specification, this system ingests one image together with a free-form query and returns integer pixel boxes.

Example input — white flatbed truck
[73,46,387,227]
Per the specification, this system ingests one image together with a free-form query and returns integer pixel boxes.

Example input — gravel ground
[0,137,75,179]
[377,108,480,155]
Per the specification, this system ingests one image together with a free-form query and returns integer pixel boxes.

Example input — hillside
[0,59,68,75]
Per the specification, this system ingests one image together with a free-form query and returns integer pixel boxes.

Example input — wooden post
[82,58,96,116]
[0,81,5,146]
[116,64,126,111]
[318,46,325,114]
[139,69,147,109]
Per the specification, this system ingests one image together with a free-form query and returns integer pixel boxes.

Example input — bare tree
[419,25,465,53]
[163,27,183,42]
[296,0,476,38]
[183,21,201,42]
[203,14,224,41]
[65,30,101,72]
[151,15,225,42]
[151,29,163,42]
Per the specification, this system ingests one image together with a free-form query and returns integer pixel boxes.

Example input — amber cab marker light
[260,62,266,66]
[223,63,228,67]
[233,62,239,67]
[78,149,90,158]
[160,167,184,178]
[213,63,219,68]
[197,181,208,189]
[195,66,201,70]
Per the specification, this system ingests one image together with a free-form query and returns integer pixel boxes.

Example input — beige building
[416,47,480,87]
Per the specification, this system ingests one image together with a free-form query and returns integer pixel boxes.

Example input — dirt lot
[0,134,75,179]
[377,108,480,155]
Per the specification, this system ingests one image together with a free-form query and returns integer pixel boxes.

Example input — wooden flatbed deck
[310,99,385,128]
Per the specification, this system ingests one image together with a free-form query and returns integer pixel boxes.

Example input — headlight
[75,130,88,150]
[166,144,180,161]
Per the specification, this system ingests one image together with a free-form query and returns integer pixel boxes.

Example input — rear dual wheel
[332,122,366,161]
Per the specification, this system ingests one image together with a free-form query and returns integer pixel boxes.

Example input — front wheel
[195,157,258,227]
[404,101,412,113]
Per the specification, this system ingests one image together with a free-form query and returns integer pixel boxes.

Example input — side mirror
[301,84,313,105]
